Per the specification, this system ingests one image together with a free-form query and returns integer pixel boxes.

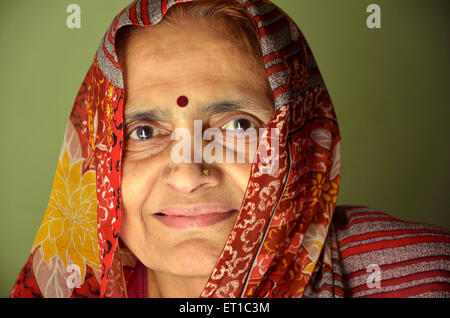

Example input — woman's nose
[164,163,218,194]
[162,122,221,194]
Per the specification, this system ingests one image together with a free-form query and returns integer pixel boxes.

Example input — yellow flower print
[107,85,114,99]
[309,173,340,211]
[299,64,309,87]
[309,172,326,198]
[286,58,309,90]
[33,149,99,282]
[322,175,340,205]
[87,100,95,151]
[104,85,115,147]
[106,103,114,146]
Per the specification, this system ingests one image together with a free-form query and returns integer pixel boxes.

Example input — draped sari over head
[11,0,450,298]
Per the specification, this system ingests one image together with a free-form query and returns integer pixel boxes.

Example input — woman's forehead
[119,22,273,121]
[119,21,258,70]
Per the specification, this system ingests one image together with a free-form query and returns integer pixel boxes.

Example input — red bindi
[177,95,189,107]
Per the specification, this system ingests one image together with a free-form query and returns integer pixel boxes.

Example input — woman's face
[119,18,274,278]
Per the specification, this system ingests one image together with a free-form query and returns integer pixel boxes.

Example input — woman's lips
[153,205,238,229]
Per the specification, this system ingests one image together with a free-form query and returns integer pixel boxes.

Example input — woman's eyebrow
[124,108,169,124]
[203,102,242,114]
[203,101,273,116]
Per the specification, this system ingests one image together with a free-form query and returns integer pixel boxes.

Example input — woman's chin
[161,238,224,277]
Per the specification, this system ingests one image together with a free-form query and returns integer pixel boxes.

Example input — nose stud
[202,168,210,176]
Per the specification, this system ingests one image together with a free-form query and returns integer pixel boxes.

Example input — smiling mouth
[153,206,238,229]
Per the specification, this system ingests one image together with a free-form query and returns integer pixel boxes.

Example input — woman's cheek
[225,162,253,193]
[120,160,156,251]
[122,161,147,214]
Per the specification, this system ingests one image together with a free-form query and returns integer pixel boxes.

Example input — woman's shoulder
[332,205,450,241]
[331,205,450,297]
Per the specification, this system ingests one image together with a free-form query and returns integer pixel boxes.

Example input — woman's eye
[221,118,255,132]
[128,125,159,140]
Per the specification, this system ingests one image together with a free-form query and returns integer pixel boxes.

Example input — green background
[1,0,449,297]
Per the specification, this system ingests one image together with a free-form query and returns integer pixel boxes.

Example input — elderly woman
[10,0,450,298]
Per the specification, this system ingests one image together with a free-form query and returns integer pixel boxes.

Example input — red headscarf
[11,0,342,298]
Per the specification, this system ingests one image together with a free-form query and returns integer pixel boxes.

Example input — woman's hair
[116,0,263,65]
[163,0,263,63]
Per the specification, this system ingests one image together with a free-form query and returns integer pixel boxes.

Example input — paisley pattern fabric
[10,0,450,298]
